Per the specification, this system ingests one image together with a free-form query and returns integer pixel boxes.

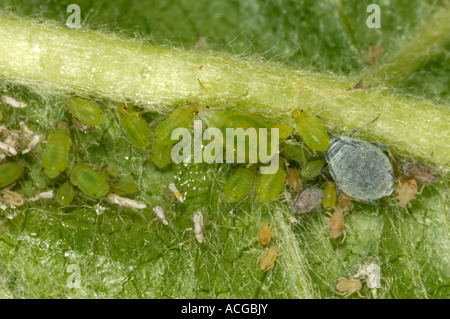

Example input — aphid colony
[1,94,437,242]
[0,93,438,286]
[0,97,184,213]
[0,97,224,248]
[215,105,436,244]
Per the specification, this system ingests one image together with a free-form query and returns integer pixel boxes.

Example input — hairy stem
[0,14,448,167]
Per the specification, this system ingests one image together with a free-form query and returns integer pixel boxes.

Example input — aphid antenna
[193,79,218,107]
[27,122,57,137]
[197,78,207,94]
[125,102,156,120]
[198,78,250,110]
[147,114,168,131]
[348,114,381,137]
[76,193,98,203]
[226,89,249,104]
[115,102,149,122]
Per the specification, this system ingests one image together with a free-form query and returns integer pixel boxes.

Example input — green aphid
[222,167,254,203]
[0,108,2,121]
[0,162,23,188]
[115,103,150,147]
[291,109,330,153]
[56,181,75,206]
[42,122,72,179]
[111,177,138,195]
[272,124,292,139]
[64,97,105,127]
[70,163,109,199]
[209,109,269,135]
[282,143,310,165]
[257,165,286,202]
[208,109,271,162]
[105,161,121,177]
[151,138,173,169]
[323,181,337,210]
[155,106,197,144]
[300,159,326,178]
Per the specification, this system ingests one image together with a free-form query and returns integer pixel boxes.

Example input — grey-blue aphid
[325,135,395,204]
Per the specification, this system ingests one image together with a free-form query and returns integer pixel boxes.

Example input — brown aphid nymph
[339,195,353,212]
[336,278,362,297]
[364,44,383,64]
[293,186,323,214]
[259,221,272,245]
[328,208,345,240]
[395,178,419,208]
[0,189,24,207]
[403,162,437,184]
[259,246,279,271]
[286,168,301,193]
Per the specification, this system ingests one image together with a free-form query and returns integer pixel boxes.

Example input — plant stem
[0,14,448,167]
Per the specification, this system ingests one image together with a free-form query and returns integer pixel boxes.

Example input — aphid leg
[116,207,127,226]
[370,141,389,151]
[403,207,419,223]
[417,184,425,196]
[371,288,378,299]
[335,186,343,198]
[357,289,369,299]
[348,114,380,137]
[353,264,365,280]
[320,162,328,174]
[389,172,399,184]
[340,228,348,244]
[318,210,334,240]
[370,141,401,181]
[364,198,380,206]
[180,227,194,250]
[295,208,313,221]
